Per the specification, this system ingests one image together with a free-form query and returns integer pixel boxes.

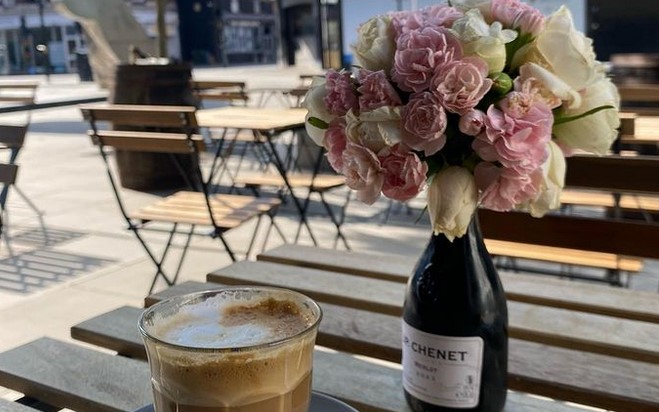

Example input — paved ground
[0,64,656,402]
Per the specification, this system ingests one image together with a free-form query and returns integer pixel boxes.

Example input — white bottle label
[402,321,484,408]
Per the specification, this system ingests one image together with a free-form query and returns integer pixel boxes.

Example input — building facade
[0,0,179,75]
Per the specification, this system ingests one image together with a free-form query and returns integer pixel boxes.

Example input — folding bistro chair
[80,104,283,293]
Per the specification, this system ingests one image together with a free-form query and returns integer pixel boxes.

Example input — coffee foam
[145,292,318,406]
[153,295,313,348]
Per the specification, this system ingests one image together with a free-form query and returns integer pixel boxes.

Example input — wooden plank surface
[0,338,152,412]
[81,294,659,412]
[207,261,659,364]
[196,106,306,132]
[256,245,659,324]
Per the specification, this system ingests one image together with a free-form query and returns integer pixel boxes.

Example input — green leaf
[307,117,329,129]
[553,105,616,126]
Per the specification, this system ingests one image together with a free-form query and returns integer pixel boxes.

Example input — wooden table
[0,244,658,411]
[196,106,323,244]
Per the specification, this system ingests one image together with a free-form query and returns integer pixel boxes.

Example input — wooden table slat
[257,244,659,324]
[208,261,659,364]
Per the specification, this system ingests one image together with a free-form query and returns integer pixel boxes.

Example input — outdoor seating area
[0,60,658,412]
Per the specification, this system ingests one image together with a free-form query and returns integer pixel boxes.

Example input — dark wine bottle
[402,216,508,411]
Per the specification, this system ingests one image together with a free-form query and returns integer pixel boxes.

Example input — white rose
[345,107,402,153]
[518,63,581,109]
[427,166,478,241]
[302,76,334,146]
[451,9,517,74]
[512,6,597,92]
[553,75,620,155]
[351,15,396,72]
[526,140,566,217]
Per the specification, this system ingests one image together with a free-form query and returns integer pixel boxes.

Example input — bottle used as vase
[402,216,508,412]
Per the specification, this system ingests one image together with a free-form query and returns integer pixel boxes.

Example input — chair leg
[131,224,178,294]
[215,231,237,262]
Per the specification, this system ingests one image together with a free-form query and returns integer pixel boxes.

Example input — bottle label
[402,321,484,408]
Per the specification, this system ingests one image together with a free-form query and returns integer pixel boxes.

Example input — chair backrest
[81,104,198,129]
[190,80,248,106]
[0,163,18,186]
[0,125,28,160]
[565,155,659,194]
[80,104,206,193]
[481,154,659,261]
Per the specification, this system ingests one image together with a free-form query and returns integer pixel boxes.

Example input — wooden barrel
[110,63,197,191]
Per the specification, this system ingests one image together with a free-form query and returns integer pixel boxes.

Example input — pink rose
[357,69,402,111]
[432,57,492,115]
[459,109,486,136]
[491,0,545,36]
[473,91,553,172]
[342,142,385,205]
[401,92,447,156]
[391,27,462,93]
[475,162,543,211]
[324,118,348,173]
[379,144,428,202]
[324,69,358,116]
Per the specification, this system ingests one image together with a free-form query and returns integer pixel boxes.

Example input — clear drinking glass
[139,287,322,412]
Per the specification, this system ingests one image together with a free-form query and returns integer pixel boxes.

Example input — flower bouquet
[303,0,620,240]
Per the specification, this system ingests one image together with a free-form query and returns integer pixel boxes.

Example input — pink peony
[390,11,425,39]
[342,142,385,205]
[391,6,463,39]
[459,109,487,136]
[391,27,462,93]
[324,69,359,116]
[323,118,348,173]
[357,69,402,111]
[423,4,463,27]
[379,144,428,202]
[491,0,545,36]
[432,57,492,115]
[474,162,543,211]
[401,92,447,156]
[473,91,553,172]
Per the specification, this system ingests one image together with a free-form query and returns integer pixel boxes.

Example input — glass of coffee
[139,287,322,412]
